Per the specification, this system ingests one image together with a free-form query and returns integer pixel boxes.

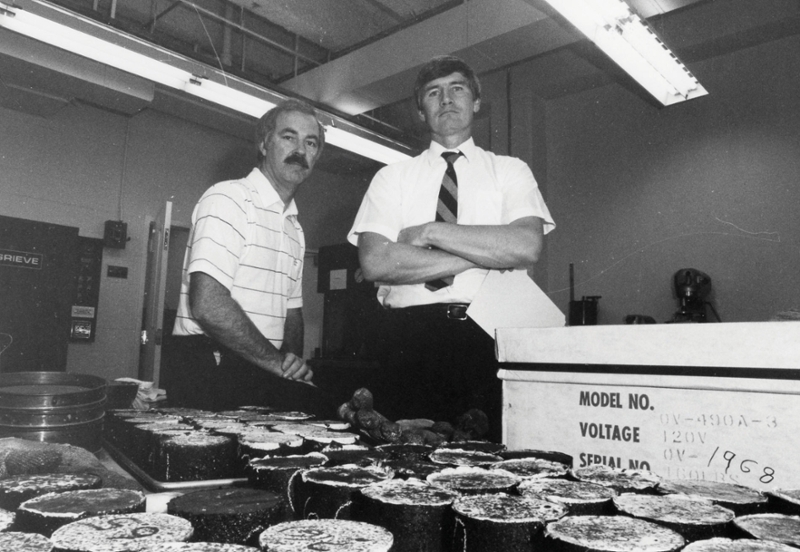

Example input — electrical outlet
[107,265,128,279]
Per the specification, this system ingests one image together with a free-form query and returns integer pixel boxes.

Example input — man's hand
[397,223,433,247]
[281,352,313,382]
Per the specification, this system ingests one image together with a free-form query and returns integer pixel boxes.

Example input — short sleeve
[501,158,555,234]
[347,166,406,244]
[186,185,250,289]
[287,267,303,309]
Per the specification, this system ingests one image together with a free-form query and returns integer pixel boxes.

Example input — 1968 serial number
[707,446,776,484]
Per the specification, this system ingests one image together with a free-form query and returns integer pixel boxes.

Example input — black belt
[397,303,470,321]
[171,334,220,350]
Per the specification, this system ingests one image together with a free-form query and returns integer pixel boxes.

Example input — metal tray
[102,439,248,493]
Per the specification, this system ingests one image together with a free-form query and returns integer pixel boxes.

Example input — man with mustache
[164,99,334,415]
[348,56,555,441]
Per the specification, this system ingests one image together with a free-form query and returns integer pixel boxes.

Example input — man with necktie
[347,55,555,442]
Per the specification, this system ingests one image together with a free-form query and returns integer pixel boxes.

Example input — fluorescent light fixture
[0,0,412,164]
[324,126,412,166]
[184,77,410,164]
[0,0,191,89]
[184,76,277,118]
[542,0,707,105]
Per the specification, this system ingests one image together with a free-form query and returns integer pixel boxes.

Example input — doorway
[162,226,189,334]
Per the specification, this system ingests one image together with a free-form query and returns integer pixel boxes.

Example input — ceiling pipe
[221,2,233,67]
[148,2,181,32]
[173,0,323,68]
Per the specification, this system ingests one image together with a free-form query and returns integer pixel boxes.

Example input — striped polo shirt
[173,168,304,349]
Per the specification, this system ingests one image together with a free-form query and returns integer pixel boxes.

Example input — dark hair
[413,55,481,110]
[255,98,325,161]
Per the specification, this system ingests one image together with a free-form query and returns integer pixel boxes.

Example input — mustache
[284,152,309,169]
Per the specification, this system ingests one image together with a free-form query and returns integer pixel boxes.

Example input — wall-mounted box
[103,220,127,249]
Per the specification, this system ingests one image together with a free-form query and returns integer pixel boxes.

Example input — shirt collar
[426,137,475,166]
[245,167,299,216]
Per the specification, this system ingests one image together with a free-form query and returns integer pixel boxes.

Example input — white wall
[530,35,800,324]
[0,97,370,381]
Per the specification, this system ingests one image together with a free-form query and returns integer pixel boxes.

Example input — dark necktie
[425,151,461,291]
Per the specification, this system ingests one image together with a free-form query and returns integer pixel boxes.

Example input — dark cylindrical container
[612,493,735,542]
[50,512,194,551]
[246,452,328,520]
[452,494,568,552]
[259,519,393,552]
[518,478,616,516]
[767,488,800,515]
[682,537,800,551]
[427,467,520,496]
[568,296,600,326]
[17,488,146,536]
[733,513,800,548]
[167,487,284,546]
[356,479,458,552]
[294,465,394,520]
[0,473,103,511]
[136,425,197,477]
[658,479,769,516]
[154,432,237,482]
[103,409,161,448]
[125,419,186,470]
[545,515,685,552]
